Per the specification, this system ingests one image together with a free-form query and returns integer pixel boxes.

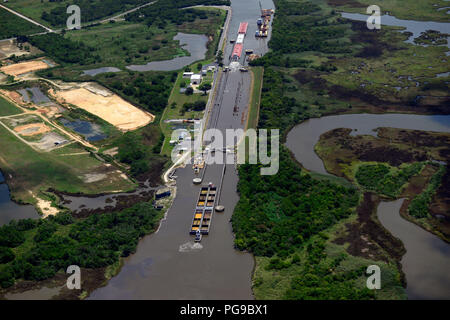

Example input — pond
[0,171,40,226]
[125,33,209,71]
[59,118,107,142]
[340,12,450,49]
[17,87,51,105]
[82,67,121,77]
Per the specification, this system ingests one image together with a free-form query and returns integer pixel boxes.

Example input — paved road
[0,4,54,33]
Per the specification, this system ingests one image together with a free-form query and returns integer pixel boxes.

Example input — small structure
[183,72,194,78]
[190,74,202,85]
[155,187,171,199]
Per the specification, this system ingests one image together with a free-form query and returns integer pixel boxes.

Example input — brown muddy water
[377,200,450,300]
[286,113,450,299]
[89,0,274,299]
[0,171,39,226]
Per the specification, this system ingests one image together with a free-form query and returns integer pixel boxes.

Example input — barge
[190,183,217,236]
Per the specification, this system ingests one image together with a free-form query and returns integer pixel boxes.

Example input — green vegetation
[327,0,450,22]
[246,67,263,129]
[408,165,446,218]
[27,33,98,65]
[355,162,425,198]
[0,7,44,39]
[0,203,163,288]
[0,96,23,117]
[234,148,359,257]
[233,0,415,299]
[41,0,148,26]
[125,0,229,27]
[0,123,135,205]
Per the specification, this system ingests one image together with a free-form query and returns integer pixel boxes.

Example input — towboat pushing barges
[190,183,217,237]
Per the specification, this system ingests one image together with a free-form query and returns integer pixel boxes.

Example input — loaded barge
[190,183,217,239]
[231,22,248,61]
[256,3,274,38]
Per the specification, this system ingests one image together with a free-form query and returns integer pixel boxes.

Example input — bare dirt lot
[0,40,37,60]
[0,59,49,76]
[13,122,51,136]
[53,84,155,131]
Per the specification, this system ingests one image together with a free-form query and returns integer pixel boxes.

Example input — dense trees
[0,203,162,288]
[408,165,446,218]
[356,162,425,197]
[0,8,44,38]
[284,239,375,300]
[27,33,99,64]
[41,0,148,26]
[233,148,359,258]
[125,0,230,27]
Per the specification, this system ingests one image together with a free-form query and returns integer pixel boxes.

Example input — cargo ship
[190,183,217,236]
[256,3,274,38]
[230,22,248,61]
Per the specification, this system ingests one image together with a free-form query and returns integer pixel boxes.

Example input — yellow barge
[190,183,217,236]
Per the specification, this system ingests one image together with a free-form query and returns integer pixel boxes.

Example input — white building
[190,74,202,85]
[183,72,194,78]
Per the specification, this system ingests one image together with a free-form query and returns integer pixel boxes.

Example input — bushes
[233,148,359,257]
[408,165,446,218]
[182,100,206,112]
[27,33,97,64]
[356,162,425,197]
[0,202,162,286]
[0,247,15,264]
[0,225,25,248]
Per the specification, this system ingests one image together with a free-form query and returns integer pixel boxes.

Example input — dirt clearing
[53,85,154,131]
[0,59,49,76]
[14,123,51,136]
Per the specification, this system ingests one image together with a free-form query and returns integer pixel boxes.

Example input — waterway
[89,0,275,299]
[377,200,450,299]
[0,171,39,226]
[126,33,209,72]
[286,113,450,299]
[340,12,450,49]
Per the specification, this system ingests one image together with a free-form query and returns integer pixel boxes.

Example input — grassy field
[65,21,183,69]
[0,95,23,117]
[328,0,450,22]
[0,7,44,39]
[2,0,62,27]
[159,58,215,156]
[61,8,225,72]
[246,67,263,130]
[0,123,136,206]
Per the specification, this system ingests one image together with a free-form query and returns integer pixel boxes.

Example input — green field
[329,0,450,22]
[3,0,64,27]
[0,7,44,39]
[0,96,23,117]
[246,66,263,130]
[65,21,183,69]
[159,60,215,156]
[0,124,136,206]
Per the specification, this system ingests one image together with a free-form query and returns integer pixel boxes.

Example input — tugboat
[194,230,202,242]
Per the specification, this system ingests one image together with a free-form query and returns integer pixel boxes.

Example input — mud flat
[0,59,50,76]
[53,84,154,131]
